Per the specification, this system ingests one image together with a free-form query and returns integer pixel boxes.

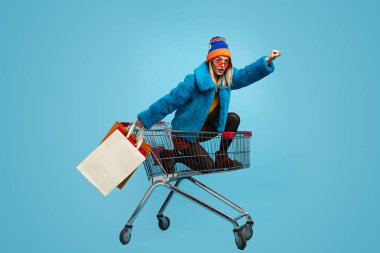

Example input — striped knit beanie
[206,36,232,63]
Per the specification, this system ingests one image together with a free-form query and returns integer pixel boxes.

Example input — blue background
[1,0,379,252]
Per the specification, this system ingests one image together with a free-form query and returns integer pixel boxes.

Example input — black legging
[175,113,240,171]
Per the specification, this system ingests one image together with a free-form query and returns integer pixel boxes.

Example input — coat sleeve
[231,56,275,90]
[137,74,195,129]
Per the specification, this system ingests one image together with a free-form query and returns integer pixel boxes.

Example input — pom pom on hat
[206,36,232,63]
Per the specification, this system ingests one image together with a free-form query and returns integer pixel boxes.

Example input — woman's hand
[266,49,282,65]
[135,119,145,128]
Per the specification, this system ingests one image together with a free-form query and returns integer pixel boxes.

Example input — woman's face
[211,56,231,76]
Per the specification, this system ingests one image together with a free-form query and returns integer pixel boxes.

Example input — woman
[136,36,281,173]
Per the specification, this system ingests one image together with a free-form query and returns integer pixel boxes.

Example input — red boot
[215,151,243,169]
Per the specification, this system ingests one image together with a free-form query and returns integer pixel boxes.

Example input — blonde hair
[208,60,233,88]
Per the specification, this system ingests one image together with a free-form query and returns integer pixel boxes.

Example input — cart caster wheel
[243,222,254,241]
[157,215,170,231]
[119,226,132,245]
[234,230,247,250]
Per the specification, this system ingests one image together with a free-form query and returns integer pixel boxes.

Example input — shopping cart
[119,122,254,250]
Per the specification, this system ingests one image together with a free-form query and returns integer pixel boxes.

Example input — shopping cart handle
[222,132,235,138]
[221,131,253,138]
[244,131,252,137]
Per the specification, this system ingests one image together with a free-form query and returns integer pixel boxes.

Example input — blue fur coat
[138,56,274,140]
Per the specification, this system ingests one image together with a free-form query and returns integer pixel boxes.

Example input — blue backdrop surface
[1,0,379,252]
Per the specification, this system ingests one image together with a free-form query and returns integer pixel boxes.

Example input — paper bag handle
[126,122,144,150]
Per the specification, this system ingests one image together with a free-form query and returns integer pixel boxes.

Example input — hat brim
[206,48,232,62]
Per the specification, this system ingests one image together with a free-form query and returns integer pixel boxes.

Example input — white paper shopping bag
[77,124,146,196]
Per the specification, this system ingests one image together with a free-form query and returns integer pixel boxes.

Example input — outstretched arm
[136,74,195,129]
[232,49,282,90]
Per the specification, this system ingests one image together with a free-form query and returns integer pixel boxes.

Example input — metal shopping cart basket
[119,122,254,250]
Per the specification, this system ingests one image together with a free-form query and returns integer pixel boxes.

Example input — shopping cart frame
[119,122,254,250]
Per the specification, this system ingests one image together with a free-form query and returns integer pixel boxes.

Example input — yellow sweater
[207,90,220,120]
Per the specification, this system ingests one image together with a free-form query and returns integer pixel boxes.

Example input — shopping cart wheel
[234,230,247,250]
[243,221,254,241]
[119,225,132,245]
[157,215,170,231]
